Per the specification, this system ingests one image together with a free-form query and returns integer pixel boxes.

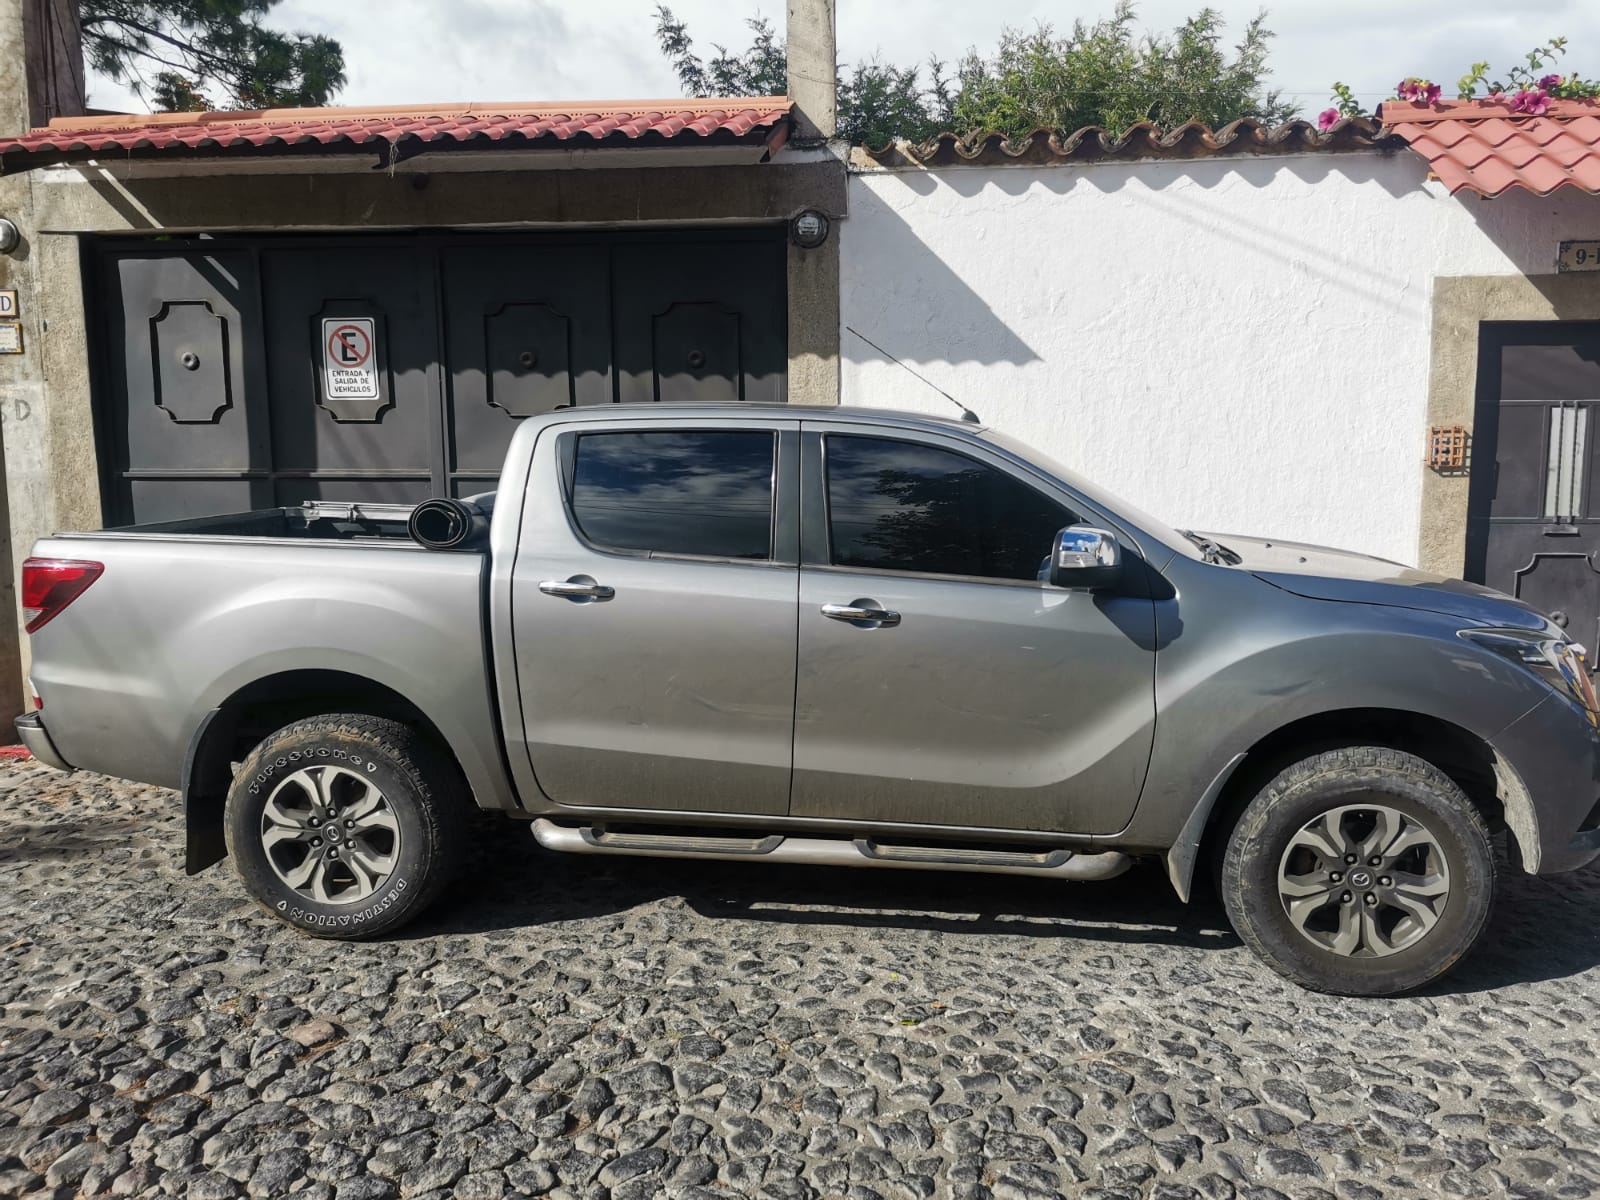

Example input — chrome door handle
[821,602,900,627]
[539,579,614,600]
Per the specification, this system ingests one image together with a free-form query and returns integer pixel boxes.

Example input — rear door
[511,417,800,815]
[791,425,1158,834]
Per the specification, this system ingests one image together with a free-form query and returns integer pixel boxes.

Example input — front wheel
[1220,746,1495,996]
[224,714,464,938]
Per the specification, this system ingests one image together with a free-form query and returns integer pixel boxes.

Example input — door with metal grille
[1467,323,1600,655]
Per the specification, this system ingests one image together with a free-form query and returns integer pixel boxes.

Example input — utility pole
[785,0,837,145]
[6,0,85,131]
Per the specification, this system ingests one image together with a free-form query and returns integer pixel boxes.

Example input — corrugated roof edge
[856,116,1401,168]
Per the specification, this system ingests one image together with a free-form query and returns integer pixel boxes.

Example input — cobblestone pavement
[5,761,1600,1200]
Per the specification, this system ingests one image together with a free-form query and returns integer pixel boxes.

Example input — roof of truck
[543,403,985,433]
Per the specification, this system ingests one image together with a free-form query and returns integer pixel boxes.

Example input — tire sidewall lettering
[229,720,434,937]
[284,876,409,927]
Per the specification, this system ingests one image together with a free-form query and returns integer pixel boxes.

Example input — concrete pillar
[786,0,836,143]
[0,1,34,730]
[786,237,839,407]
[0,0,90,726]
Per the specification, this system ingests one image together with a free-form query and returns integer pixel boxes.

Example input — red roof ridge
[860,116,1395,167]
[40,97,792,133]
[1379,96,1600,126]
[0,99,795,166]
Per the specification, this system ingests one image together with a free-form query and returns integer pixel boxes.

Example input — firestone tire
[224,714,465,939]
[1220,746,1496,996]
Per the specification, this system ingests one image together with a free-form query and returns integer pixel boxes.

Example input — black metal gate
[1466,322,1600,654]
[90,229,787,524]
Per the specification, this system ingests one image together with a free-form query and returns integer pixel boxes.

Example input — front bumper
[15,711,72,772]
[1543,827,1600,876]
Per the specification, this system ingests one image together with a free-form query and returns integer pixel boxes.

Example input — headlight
[1459,628,1600,722]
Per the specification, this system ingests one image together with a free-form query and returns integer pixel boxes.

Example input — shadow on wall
[1444,182,1600,280]
[902,148,1421,201]
[845,151,1440,374]
[842,181,1041,368]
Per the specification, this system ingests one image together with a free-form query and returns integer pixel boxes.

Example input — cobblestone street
[4,759,1600,1199]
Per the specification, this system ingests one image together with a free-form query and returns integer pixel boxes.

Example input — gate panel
[92,230,789,525]
[98,250,268,522]
[612,238,786,406]
[259,247,441,503]
[440,244,611,496]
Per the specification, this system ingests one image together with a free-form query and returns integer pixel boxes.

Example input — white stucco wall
[840,151,1599,564]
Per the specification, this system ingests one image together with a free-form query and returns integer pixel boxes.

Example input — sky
[83,0,1600,123]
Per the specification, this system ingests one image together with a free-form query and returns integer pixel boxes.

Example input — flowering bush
[1321,38,1600,125]
[1318,81,1362,129]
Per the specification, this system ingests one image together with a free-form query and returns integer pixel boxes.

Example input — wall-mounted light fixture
[0,218,19,255]
[789,210,830,249]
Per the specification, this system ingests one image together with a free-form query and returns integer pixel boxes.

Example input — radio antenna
[845,326,981,424]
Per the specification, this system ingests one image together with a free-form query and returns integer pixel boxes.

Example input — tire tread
[224,712,467,940]
[1220,745,1496,996]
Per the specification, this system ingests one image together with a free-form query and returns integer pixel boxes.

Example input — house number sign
[1558,240,1600,272]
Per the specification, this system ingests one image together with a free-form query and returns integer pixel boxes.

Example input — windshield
[979,429,1202,561]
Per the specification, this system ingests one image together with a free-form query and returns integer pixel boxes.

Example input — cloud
[80,0,1600,122]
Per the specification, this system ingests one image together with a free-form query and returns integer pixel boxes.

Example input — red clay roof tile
[1381,97,1600,197]
[0,98,792,168]
[858,116,1400,168]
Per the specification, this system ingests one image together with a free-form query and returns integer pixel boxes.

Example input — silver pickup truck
[16,405,1600,994]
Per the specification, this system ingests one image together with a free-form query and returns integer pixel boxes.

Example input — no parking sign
[321,317,379,401]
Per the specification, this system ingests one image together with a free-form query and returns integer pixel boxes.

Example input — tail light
[22,558,103,633]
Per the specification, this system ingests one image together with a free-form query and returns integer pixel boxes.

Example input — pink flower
[1509,87,1551,116]
[1539,73,1563,90]
[1317,107,1339,131]
[1395,78,1439,105]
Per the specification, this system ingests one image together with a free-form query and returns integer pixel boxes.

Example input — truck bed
[23,512,514,815]
[106,501,419,543]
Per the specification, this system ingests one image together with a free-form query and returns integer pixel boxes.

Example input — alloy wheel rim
[261,764,401,905]
[1276,802,1451,959]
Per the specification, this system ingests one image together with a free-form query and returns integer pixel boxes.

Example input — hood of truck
[1209,533,1558,633]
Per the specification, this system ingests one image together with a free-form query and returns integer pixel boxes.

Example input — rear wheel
[224,714,464,938]
[1220,746,1495,995]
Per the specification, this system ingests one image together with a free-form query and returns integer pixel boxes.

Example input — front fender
[1120,564,1553,880]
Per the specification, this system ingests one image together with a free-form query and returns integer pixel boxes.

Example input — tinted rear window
[570,430,775,559]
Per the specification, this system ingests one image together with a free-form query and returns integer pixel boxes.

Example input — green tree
[82,0,346,111]
[955,3,1295,137]
[654,2,1294,145]
[653,5,950,145]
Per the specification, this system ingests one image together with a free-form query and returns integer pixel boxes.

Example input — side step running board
[531,819,1132,881]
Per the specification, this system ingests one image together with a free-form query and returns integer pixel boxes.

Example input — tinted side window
[825,435,1074,580]
[570,430,774,559]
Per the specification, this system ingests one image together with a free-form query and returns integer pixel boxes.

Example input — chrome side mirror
[1050,525,1121,590]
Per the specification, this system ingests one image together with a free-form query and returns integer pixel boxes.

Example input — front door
[512,418,800,816]
[1468,323,1600,653]
[791,427,1159,835]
